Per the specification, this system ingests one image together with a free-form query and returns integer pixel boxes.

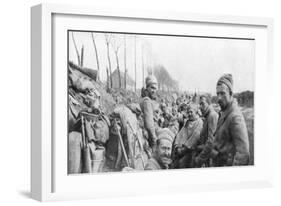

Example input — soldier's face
[147,84,157,100]
[216,84,232,111]
[156,139,172,168]
[187,108,196,121]
[199,97,209,115]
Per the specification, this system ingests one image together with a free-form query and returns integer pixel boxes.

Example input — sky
[68,31,255,95]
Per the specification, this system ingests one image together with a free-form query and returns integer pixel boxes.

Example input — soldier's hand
[194,157,203,167]
[176,146,187,158]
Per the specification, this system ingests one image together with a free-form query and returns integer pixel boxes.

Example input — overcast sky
[68,31,255,95]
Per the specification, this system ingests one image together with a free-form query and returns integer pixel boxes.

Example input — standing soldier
[194,95,219,167]
[140,75,160,149]
[212,74,250,166]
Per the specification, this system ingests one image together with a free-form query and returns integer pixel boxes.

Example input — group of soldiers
[140,73,250,170]
[68,72,250,174]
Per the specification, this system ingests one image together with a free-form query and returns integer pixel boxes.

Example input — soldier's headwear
[199,94,211,105]
[145,75,158,88]
[187,103,199,113]
[156,128,174,144]
[179,103,188,112]
[217,74,233,94]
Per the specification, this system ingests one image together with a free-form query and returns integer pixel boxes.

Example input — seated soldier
[145,128,174,170]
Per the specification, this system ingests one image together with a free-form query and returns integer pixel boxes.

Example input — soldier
[171,103,203,168]
[140,75,160,148]
[177,103,188,131]
[145,128,174,170]
[212,74,250,166]
[194,95,219,167]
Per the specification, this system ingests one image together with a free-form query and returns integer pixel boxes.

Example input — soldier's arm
[230,114,250,165]
[144,164,154,170]
[184,122,203,149]
[196,113,219,163]
[143,99,157,147]
[207,112,218,139]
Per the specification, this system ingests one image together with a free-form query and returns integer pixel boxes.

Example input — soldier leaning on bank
[140,75,161,149]
[209,74,250,166]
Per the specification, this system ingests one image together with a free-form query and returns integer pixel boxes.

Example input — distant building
[110,69,135,91]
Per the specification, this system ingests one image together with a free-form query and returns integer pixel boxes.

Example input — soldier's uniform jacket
[140,96,160,147]
[173,117,203,150]
[172,116,203,168]
[196,106,219,163]
[144,157,166,170]
[213,99,250,166]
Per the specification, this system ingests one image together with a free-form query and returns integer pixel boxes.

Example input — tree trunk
[106,66,109,90]
[71,32,81,66]
[142,46,144,88]
[115,51,121,89]
[106,42,113,88]
[134,36,137,92]
[91,33,100,81]
[80,45,84,67]
[124,35,127,89]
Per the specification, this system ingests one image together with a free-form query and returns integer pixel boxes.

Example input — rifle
[113,119,130,167]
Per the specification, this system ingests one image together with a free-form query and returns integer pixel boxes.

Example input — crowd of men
[140,73,250,170]
[68,72,251,173]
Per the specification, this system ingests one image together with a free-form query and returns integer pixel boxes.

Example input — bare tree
[80,45,84,67]
[91,33,100,81]
[71,32,81,66]
[134,35,137,92]
[154,65,178,91]
[111,35,122,88]
[106,66,110,90]
[105,34,113,88]
[141,44,145,88]
[124,35,127,89]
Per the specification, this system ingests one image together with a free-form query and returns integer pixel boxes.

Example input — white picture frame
[31,3,274,202]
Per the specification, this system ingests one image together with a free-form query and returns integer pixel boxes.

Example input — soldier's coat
[213,99,250,166]
[172,117,203,168]
[144,157,164,170]
[196,106,219,163]
[174,117,203,149]
[140,96,160,146]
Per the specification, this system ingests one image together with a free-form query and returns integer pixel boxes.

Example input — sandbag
[81,111,110,146]
[68,131,82,174]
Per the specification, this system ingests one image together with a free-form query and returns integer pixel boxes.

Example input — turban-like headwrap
[187,103,199,113]
[145,75,158,88]
[156,128,174,143]
[217,74,233,93]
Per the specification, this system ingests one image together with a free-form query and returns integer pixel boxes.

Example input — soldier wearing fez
[210,74,250,166]
[140,75,161,149]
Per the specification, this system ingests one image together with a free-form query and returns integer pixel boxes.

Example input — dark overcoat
[213,100,250,166]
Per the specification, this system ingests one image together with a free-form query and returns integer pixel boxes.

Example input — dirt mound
[107,88,140,105]
[68,63,116,115]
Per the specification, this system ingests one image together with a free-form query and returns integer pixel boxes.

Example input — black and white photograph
[67,30,254,174]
